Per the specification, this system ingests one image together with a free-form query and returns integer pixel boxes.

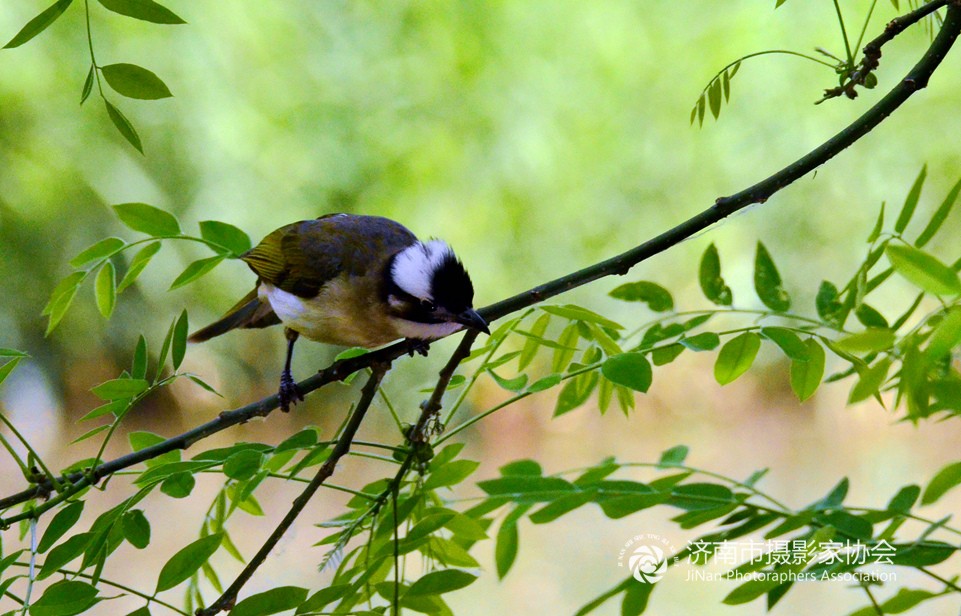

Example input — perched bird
[189,214,489,410]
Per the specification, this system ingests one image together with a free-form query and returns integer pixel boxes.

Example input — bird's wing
[241,215,417,298]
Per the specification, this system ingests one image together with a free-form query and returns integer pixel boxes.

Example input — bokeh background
[2,1,961,614]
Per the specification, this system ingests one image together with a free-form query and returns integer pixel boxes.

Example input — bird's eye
[421,299,437,312]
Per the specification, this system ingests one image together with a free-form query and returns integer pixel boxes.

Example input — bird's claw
[279,370,304,412]
[405,339,430,357]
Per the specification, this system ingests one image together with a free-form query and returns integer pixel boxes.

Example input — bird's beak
[456,308,490,335]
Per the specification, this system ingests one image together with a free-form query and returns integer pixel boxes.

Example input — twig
[2,1,961,518]
[411,331,479,443]
[195,363,389,616]
[819,0,951,102]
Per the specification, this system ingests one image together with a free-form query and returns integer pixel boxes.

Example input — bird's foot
[278,370,304,412]
[405,338,430,357]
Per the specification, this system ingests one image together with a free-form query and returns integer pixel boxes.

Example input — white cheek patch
[391,240,453,301]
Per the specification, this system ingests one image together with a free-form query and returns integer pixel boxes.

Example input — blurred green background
[2,1,960,614]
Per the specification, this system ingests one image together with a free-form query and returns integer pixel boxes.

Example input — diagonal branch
[1,0,959,520]
[196,362,390,616]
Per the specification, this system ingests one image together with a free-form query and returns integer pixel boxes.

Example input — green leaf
[867,202,885,243]
[170,256,225,289]
[223,450,264,481]
[886,243,961,296]
[834,328,895,354]
[296,585,350,615]
[495,521,518,579]
[157,317,175,378]
[0,357,24,387]
[528,492,595,524]
[878,588,939,614]
[887,484,920,513]
[102,63,172,100]
[608,281,673,311]
[229,587,308,616]
[542,304,623,330]
[37,502,84,553]
[80,64,94,105]
[679,332,719,352]
[114,203,180,236]
[118,241,162,292]
[855,303,888,329]
[406,570,477,596]
[172,309,188,369]
[922,461,961,505]
[91,378,148,400]
[155,533,223,592]
[699,243,732,305]
[518,313,550,370]
[650,343,684,367]
[895,165,926,234]
[160,472,195,498]
[500,459,543,476]
[602,353,652,393]
[70,424,111,444]
[29,580,98,616]
[714,332,761,385]
[199,220,252,256]
[848,358,891,404]
[658,445,689,467]
[754,242,790,311]
[621,581,653,616]
[526,373,562,393]
[44,272,85,335]
[916,176,961,247]
[478,476,574,501]
[69,237,125,268]
[815,280,844,327]
[3,0,73,49]
[94,262,116,318]
[122,509,151,549]
[97,0,186,24]
[760,327,808,360]
[104,99,143,153]
[38,534,91,580]
[424,460,480,490]
[889,541,954,566]
[925,307,961,359]
[488,370,528,392]
[707,79,722,119]
[790,339,824,402]
[554,372,599,417]
[132,335,148,380]
[671,482,735,510]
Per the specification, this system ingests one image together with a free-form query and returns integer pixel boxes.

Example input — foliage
[1,2,961,616]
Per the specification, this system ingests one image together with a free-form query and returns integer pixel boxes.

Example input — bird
[188,213,489,411]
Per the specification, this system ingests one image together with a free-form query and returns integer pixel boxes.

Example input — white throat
[390,240,454,300]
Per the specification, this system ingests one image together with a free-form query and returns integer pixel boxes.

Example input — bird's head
[386,240,489,340]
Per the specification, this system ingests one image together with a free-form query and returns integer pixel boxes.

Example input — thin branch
[196,363,389,616]
[819,0,951,102]
[2,0,960,520]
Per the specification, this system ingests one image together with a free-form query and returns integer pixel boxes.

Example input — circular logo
[628,543,667,583]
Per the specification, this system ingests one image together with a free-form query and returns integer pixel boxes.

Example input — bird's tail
[188,288,280,343]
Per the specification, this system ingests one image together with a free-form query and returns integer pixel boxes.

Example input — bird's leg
[279,328,304,412]
[405,338,430,357]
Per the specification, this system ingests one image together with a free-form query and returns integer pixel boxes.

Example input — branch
[481,1,961,322]
[819,0,951,102]
[196,362,389,616]
[2,0,960,517]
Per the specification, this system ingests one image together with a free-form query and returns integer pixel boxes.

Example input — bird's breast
[259,277,401,348]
